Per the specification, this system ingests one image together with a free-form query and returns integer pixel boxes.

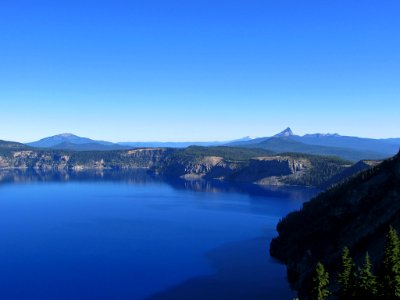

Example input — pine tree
[357,252,377,298]
[310,262,330,300]
[338,246,356,299]
[380,226,400,298]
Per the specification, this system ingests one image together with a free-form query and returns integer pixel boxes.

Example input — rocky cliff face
[0,150,311,184]
[0,146,365,188]
[233,157,309,184]
[155,154,320,186]
[0,151,68,170]
[0,148,171,171]
[156,155,240,179]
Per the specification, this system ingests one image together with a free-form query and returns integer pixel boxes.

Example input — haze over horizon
[14,127,400,145]
[1,1,399,142]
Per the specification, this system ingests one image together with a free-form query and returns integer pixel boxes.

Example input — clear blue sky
[1,0,399,142]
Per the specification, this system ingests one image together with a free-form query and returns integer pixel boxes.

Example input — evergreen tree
[357,252,377,298]
[338,246,356,299]
[310,262,330,300]
[380,226,400,298]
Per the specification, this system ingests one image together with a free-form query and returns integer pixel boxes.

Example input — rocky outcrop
[0,146,368,188]
[157,155,240,179]
[0,148,172,171]
[232,156,309,184]
[156,155,318,186]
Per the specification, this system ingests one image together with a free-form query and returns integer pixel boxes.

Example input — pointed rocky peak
[274,127,294,137]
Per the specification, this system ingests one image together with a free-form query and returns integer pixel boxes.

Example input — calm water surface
[0,170,318,300]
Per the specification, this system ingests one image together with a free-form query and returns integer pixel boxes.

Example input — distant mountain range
[23,128,400,161]
[227,127,400,161]
[26,134,251,151]
[229,127,400,154]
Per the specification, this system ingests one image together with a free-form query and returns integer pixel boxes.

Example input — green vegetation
[306,228,400,299]
[280,152,350,187]
[338,246,356,299]
[157,146,352,187]
[270,152,400,298]
[0,140,31,155]
[357,252,377,298]
[310,262,330,300]
[380,226,400,298]
[169,146,274,161]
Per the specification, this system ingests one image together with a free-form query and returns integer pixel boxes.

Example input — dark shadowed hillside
[319,159,381,189]
[270,152,400,298]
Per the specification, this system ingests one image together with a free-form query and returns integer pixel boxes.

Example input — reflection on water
[0,168,319,201]
[0,169,319,299]
[0,168,153,185]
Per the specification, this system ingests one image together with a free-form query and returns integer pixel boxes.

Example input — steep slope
[320,159,381,189]
[273,127,294,137]
[270,152,400,297]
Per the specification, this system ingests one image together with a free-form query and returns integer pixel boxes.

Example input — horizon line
[7,129,400,145]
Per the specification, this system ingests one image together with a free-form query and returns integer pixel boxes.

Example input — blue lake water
[0,170,318,299]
